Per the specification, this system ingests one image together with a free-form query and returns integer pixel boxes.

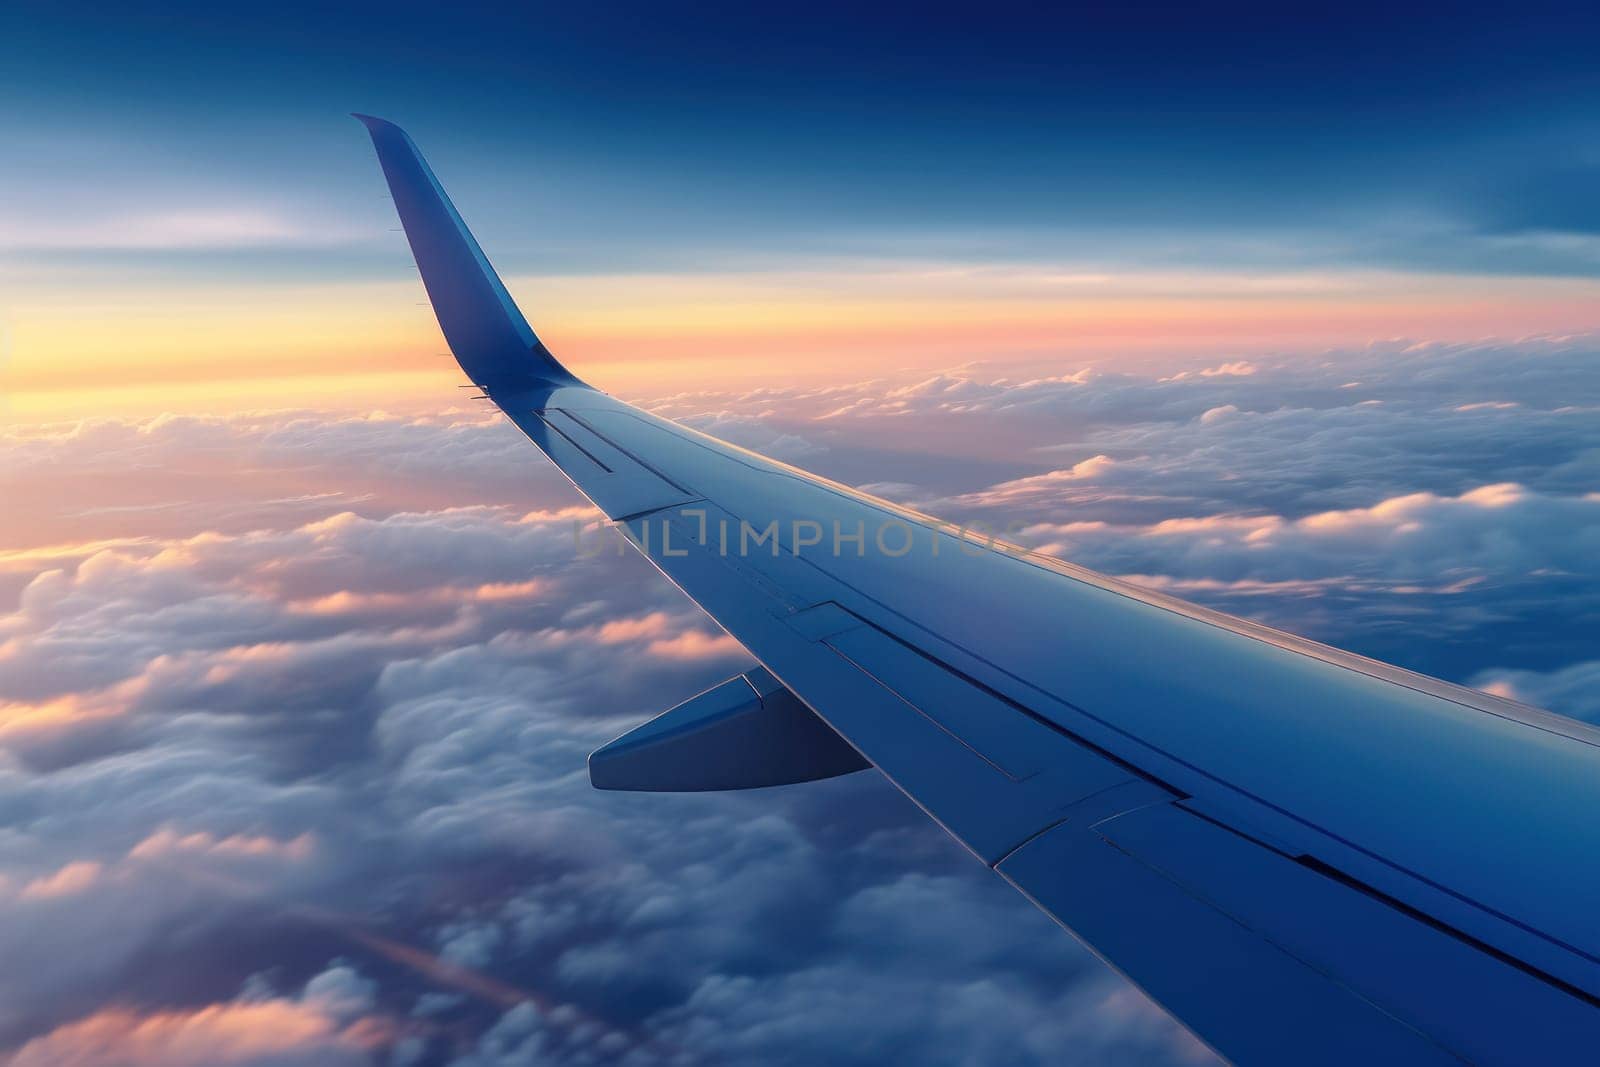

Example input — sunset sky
[2,4,1599,1066]
[3,3,1599,417]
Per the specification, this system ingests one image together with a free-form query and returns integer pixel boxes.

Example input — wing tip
[353,110,585,393]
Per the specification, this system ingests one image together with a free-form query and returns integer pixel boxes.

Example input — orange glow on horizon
[4,268,1597,420]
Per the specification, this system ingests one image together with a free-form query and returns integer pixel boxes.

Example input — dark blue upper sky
[5,1,1599,279]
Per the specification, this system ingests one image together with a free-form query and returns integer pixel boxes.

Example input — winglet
[354,115,581,392]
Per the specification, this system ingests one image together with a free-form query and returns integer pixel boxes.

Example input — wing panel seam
[532,410,612,472]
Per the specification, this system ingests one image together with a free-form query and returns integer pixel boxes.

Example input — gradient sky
[3,1,1599,416]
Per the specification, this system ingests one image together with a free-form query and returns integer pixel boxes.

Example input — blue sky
[4,1,1600,279]
[4,2,1598,420]
[4,1,1600,423]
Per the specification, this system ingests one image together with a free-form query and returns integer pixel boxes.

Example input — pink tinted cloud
[128,828,316,863]
[592,611,743,661]
[18,861,103,901]
[646,630,746,661]
[7,998,385,1067]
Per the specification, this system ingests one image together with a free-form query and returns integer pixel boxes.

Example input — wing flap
[1003,800,1600,1064]
[999,806,1465,1066]
[1108,803,1600,1063]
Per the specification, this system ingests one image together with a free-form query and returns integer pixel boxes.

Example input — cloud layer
[1,335,1596,1064]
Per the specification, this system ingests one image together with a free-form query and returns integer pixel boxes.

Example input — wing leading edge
[359,117,1600,1065]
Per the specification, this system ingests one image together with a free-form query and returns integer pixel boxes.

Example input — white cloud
[0,209,362,251]
[4,336,1599,1063]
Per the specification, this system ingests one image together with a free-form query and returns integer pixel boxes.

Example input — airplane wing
[357,115,1600,1064]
